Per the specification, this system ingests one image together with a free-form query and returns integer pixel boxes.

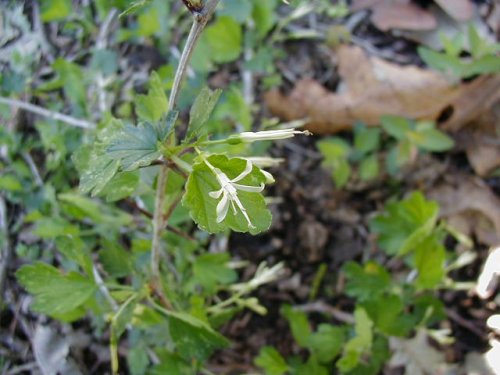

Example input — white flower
[245,156,284,168]
[231,262,285,292]
[237,129,311,142]
[206,159,264,228]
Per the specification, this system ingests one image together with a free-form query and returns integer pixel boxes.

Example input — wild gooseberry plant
[15,0,304,373]
[255,192,476,375]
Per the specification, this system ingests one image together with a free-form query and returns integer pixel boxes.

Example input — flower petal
[209,188,223,199]
[232,182,265,193]
[231,160,253,183]
[215,193,230,223]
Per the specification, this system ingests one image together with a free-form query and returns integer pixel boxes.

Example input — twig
[21,152,43,187]
[445,308,486,339]
[296,301,355,323]
[5,362,39,375]
[93,265,119,311]
[95,8,119,115]
[150,0,221,309]
[0,196,11,306]
[0,97,96,130]
[242,20,255,106]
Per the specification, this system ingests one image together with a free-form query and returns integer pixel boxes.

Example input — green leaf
[317,138,352,188]
[0,174,23,192]
[359,154,379,181]
[295,356,329,375]
[204,16,242,63]
[409,127,454,152]
[417,47,465,78]
[337,308,373,372]
[439,32,463,58]
[168,311,229,361]
[79,153,120,197]
[218,0,253,23]
[385,140,412,175]
[107,122,161,171]
[363,294,415,337]
[468,24,484,59]
[187,86,222,140]
[183,155,272,235]
[307,324,346,363]
[75,119,123,196]
[135,71,169,123]
[370,192,439,256]
[16,262,96,316]
[119,0,152,17]
[41,0,72,21]
[90,49,118,76]
[32,217,80,238]
[99,171,139,202]
[150,350,194,375]
[52,59,87,116]
[55,235,93,275]
[99,240,132,278]
[127,345,149,375]
[346,335,389,375]
[413,235,446,289]
[252,0,278,38]
[281,305,311,348]
[354,125,380,155]
[317,137,351,160]
[255,347,289,375]
[380,115,411,140]
[464,55,500,77]
[333,159,351,188]
[192,253,238,295]
[343,261,391,302]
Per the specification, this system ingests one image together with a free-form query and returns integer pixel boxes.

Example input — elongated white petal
[231,160,253,183]
[238,129,311,142]
[216,193,230,223]
[260,170,275,184]
[232,182,265,193]
[209,188,223,199]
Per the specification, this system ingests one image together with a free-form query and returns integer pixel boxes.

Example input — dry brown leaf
[427,175,500,246]
[454,105,500,177]
[265,45,500,135]
[389,330,449,375]
[350,0,383,11]
[351,0,473,29]
[434,0,473,21]
[371,3,437,31]
[351,0,437,31]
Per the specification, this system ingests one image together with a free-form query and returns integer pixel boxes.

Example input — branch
[0,97,96,130]
[150,0,221,308]
[0,196,11,306]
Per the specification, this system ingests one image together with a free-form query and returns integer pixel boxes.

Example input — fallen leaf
[440,75,500,132]
[33,325,83,375]
[427,175,500,246]
[400,8,492,50]
[434,0,473,22]
[389,330,448,375]
[351,0,473,29]
[459,129,500,177]
[265,45,500,135]
[371,2,437,31]
[350,0,382,11]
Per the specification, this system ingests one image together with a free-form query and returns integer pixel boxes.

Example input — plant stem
[150,0,221,309]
